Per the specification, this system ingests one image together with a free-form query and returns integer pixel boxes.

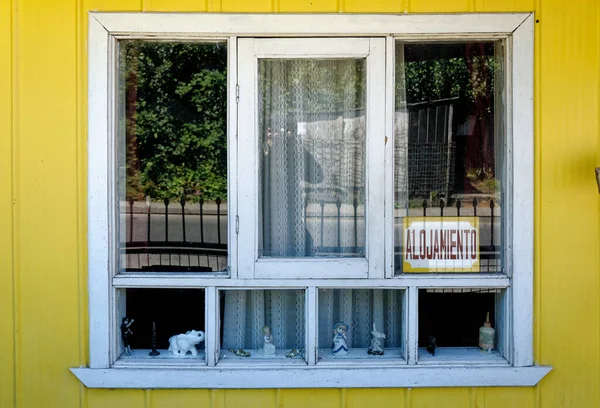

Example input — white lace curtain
[222,289,403,350]
[257,58,366,258]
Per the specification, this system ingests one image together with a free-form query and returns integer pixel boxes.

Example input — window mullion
[365,38,387,279]
[306,286,318,365]
[205,287,219,366]
[407,286,419,364]
[228,36,239,278]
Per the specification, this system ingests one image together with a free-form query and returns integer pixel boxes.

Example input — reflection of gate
[121,198,228,273]
[407,97,457,200]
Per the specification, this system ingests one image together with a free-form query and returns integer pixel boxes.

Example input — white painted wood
[71,365,551,388]
[306,287,318,365]
[237,37,383,279]
[255,259,369,279]
[93,13,531,37]
[235,38,257,279]
[112,275,510,288]
[107,35,120,366]
[227,36,238,278]
[87,14,111,369]
[417,347,509,366]
[217,351,308,366]
[318,348,404,363]
[510,14,535,367]
[365,38,387,279]
[407,286,418,364]
[113,349,206,369]
[253,37,370,57]
[206,287,219,366]
[384,37,396,279]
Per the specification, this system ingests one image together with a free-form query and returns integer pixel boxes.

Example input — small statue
[367,323,386,356]
[168,330,205,357]
[285,348,302,358]
[120,317,134,356]
[228,348,251,357]
[426,335,437,356]
[262,325,276,356]
[149,321,160,356]
[332,322,349,357]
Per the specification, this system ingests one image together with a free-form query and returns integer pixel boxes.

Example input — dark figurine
[149,321,160,356]
[120,317,134,356]
[426,335,437,356]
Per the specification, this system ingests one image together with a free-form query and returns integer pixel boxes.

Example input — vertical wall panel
[279,0,338,12]
[477,0,535,12]
[221,0,273,12]
[16,0,80,406]
[87,389,146,408]
[343,0,404,12]
[347,389,406,408]
[280,389,340,408]
[408,0,470,13]
[537,1,600,408]
[482,388,534,408]
[151,390,211,408]
[224,390,277,408]
[411,388,470,408]
[145,0,207,11]
[0,0,15,407]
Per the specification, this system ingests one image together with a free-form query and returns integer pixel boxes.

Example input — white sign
[402,217,480,273]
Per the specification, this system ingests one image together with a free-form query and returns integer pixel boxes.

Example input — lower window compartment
[115,288,206,365]
[417,288,508,365]
[317,289,406,363]
[218,289,307,364]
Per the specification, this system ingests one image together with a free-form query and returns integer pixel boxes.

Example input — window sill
[71,364,551,388]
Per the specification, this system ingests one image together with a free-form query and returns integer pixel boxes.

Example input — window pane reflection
[117,41,228,273]
[394,42,504,274]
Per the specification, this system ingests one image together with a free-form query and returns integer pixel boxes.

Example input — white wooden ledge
[71,365,551,388]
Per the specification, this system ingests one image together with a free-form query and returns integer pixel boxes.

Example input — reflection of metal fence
[395,197,502,274]
[121,198,227,273]
[406,98,457,200]
[408,142,456,199]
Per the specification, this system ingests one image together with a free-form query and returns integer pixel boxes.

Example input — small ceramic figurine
[228,348,251,357]
[367,323,386,356]
[285,348,302,358]
[120,317,134,356]
[168,330,205,357]
[262,325,276,356]
[426,335,437,356]
[332,322,349,357]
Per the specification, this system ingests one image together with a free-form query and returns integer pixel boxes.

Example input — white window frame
[237,37,386,279]
[72,12,551,389]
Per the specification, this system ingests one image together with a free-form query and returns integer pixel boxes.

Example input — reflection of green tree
[399,43,498,179]
[123,41,227,202]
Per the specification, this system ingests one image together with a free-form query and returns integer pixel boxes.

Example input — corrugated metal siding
[0,0,599,407]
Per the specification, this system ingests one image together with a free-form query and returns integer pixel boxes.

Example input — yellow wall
[1,0,599,407]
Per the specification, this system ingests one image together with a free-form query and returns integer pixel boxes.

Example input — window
[73,12,551,388]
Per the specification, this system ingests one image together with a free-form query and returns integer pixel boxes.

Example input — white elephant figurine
[168,330,205,357]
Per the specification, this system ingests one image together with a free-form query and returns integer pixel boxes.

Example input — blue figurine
[332,322,349,356]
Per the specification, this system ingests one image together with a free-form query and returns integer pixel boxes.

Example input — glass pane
[394,42,504,274]
[117,41,228,273]
[220,289,306,363]
[119,288,205,361]
[258,59,366,258]
[318,289,405,361]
